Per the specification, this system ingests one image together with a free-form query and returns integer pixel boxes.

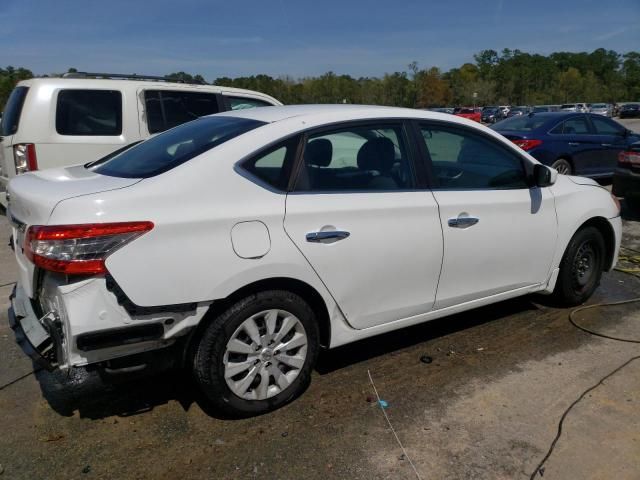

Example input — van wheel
[551,158,572,175]
[553,227,605,306]
[193,290,319,417]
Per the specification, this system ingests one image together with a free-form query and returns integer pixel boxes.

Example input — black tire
[551,158,572,175]
[553,226,606,306]
[193,290,319,417]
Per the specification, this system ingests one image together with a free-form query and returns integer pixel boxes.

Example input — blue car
[491,112,640,177]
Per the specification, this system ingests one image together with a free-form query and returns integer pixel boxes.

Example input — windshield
[491,115,549,131]
[93,116,265,178]
[591,103,606,108]
[0,86,29,136]
[561,104,576,109]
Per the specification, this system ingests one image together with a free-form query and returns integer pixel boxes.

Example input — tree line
[1,48,639,111]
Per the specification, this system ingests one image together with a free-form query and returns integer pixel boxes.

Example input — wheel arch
[574,216,617,271]
[183,277,332,365]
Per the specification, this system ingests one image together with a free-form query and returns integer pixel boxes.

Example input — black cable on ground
[529,278,640,478]
[0,281,16,289]
[528,355,640,479]
[0,368,41,392]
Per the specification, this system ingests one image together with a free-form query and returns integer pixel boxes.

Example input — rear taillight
[24,222,154,275]
[618,150,640,166]
[511,139,543,151]
[13,143,38,174]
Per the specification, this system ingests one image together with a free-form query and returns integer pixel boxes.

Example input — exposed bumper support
[8,285,63,371]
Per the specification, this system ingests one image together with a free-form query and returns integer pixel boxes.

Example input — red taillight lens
[24,222,154,275]
[618,150,640,166]
[511,139,543,151]
[13,143,38,174]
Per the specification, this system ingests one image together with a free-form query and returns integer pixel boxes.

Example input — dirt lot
[1,147,639,479]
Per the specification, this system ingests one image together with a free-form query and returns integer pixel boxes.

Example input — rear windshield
[491,115,549,131]
[561,104,575,109]
[1,86,29,136]
[92,116,264,178]
[591,103,606,108]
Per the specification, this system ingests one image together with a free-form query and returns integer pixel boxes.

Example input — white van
[0,73,282,206]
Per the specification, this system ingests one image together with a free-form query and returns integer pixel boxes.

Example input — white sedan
[7,105,621,416]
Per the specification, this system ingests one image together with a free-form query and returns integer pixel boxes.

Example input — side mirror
[533,164,557,187]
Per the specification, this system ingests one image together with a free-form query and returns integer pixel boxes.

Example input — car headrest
[305,138,332,167]
[357,137,395,173]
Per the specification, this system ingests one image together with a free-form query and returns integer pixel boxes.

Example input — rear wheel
[193,290,319,417]
[553,227,605,306]
[551,158,572,175]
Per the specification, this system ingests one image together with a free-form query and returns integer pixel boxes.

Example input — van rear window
[56,89,122,136]
[92,116,264,178]
[1,86,29,136]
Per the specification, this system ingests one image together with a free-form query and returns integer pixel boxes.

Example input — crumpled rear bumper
[8,285,64,371]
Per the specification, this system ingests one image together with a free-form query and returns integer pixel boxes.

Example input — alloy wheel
[223,309,308,400]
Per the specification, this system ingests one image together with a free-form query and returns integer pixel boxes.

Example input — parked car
[0,73,283,207]
[498,105,511,117]
[427,107,454,114]
[531,105,560,113]
[481,107,504,123]
[454,107,481,122]
[492,112,640,177]
[612,141,640,212]
[506,106,530,117]
[619,103,640,118]
[590,103,613,117]
[560,103,589,113]
[7,105,621,416]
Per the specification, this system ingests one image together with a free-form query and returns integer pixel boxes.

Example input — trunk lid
[8,164,141,226]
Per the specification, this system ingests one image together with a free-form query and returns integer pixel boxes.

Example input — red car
[454,107,481,122]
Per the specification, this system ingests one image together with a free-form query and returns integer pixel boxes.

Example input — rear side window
[1,86,29,136]
[144,90,221,133]
[56,90,122,136]
[228,97,273,110]
[93,116,264,178]
[241,136,299,190]
[550,116,590,134]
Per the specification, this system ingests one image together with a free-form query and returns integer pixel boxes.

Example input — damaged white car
[7,105,621,416]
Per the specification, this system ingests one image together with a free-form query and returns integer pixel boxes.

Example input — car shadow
[621,198,640,221]
[32,296,541,420]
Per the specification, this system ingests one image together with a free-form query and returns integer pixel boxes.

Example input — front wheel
[553,227,606,306]
[193,290,319,417]
[551,158,572,175]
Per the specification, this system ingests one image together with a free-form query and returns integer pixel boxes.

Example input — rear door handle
[306,230,350,243]
[601,143,612,147]
[448,216,479,228]
[568,142,580,146]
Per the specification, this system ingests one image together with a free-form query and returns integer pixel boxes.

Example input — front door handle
[568,142,580,146]
[306,230,350,243]
[448,216,479,228]
[601,143,612,147]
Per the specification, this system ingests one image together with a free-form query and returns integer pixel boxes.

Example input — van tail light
[511,139,543,151]
[13,143,38,174]
[618,150,640,166]
[24,222,154,275]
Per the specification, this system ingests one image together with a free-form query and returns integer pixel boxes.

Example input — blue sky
[1,0,638,80]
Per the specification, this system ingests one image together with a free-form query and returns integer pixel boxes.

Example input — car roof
[16,77,282,102]
[217,104,457,123]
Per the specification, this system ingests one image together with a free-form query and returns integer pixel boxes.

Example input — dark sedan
[619,103,640,119]
[491,112,640,177]
[613,141,640,211]
[481,107,503,123]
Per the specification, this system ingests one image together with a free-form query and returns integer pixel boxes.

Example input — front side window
[1,86,29,136]
[93,116,264,178]
[56,89,122,136]
[294,124,414,191]
[591,116,624,135]
[228,97,272,110]
[550,116,590,135]
[144,90,221,134]
[420,124,528,190]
